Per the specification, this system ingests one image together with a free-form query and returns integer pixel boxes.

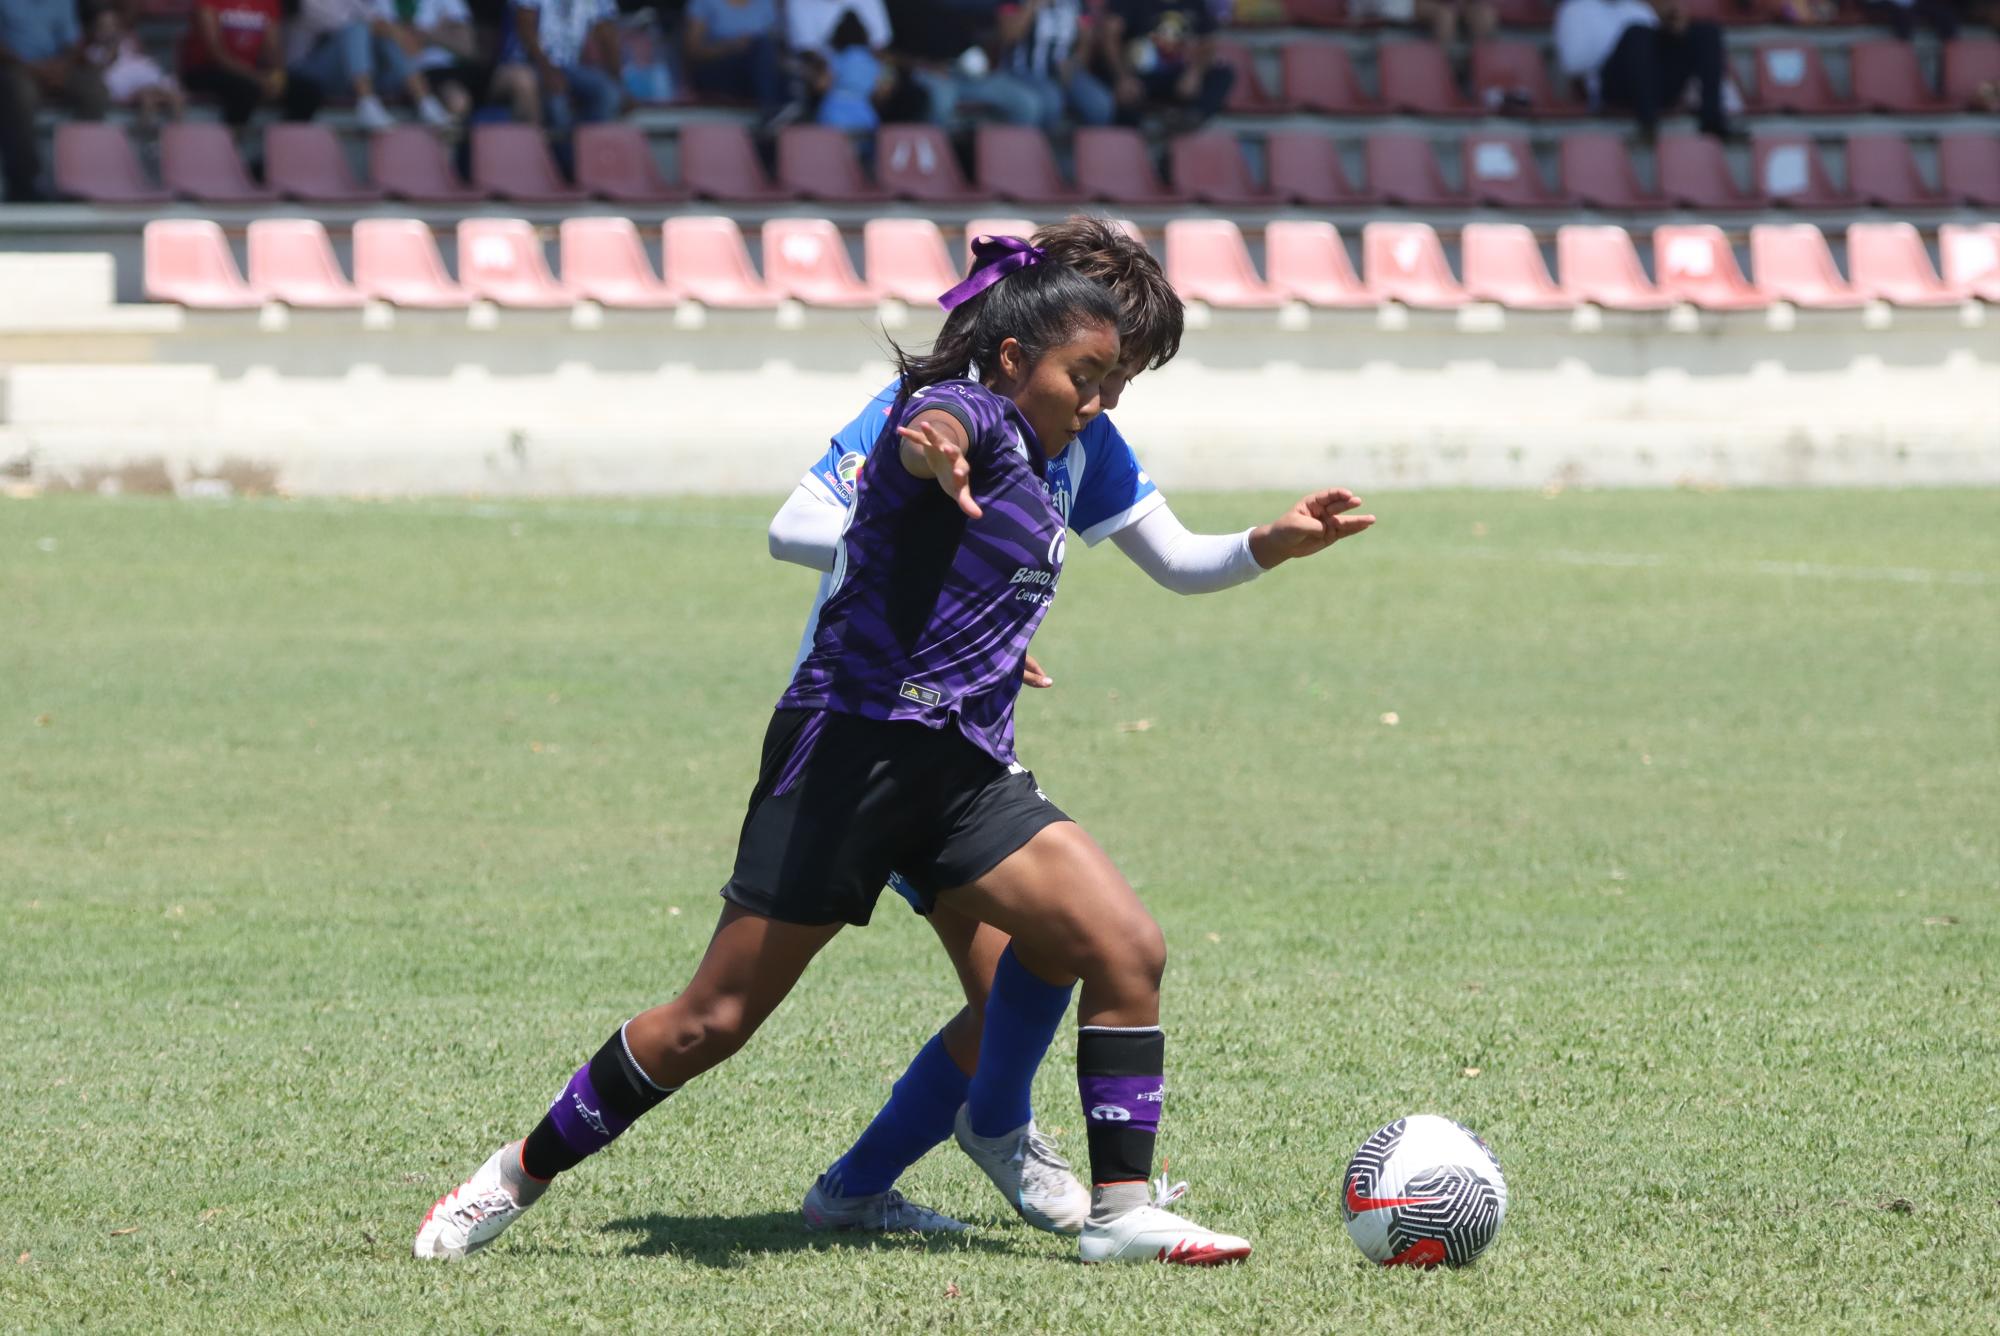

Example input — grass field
[3,488,1997,1333]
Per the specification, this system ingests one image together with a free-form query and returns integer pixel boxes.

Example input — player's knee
[657,993,757,1062]
[1074,908,1165,997]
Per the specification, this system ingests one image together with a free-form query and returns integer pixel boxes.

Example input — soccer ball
[1341,1114,1508,1268]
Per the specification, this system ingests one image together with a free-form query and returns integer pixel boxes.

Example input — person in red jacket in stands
[179,0,323,126]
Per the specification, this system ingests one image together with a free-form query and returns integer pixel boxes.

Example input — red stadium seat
[1280,42,1376,114]
[1658,134,1761,210]
[1265,221,1372,308]
[159,122,275,203]
[762,218,877,307]
[1267,130,1374,206]
[52,123,167,203]
[1752,135,1850,208]
[775,125,889,202]
[351,218,470,308]
[470,125,585,203]
[1170,131,1278,205]
[1749,223,1861,308]
[1073,127,1187,205]
[246,218,363,308]
[1464,133,1559,208]
[975,126,1082,204]
[1849,40,1947,113]
[1470,41,1579,117]
[457,218,573,307]
[559,216,681,308]
[662,215,779,307]
[1462,223,1570,309]
[1939,132,2000,206]
[1163,219,1284,308]
[370,126,484,203]
[1365,133,1463,208]
[1214,38,1291,112]
[1749,43,1844,114]
[679,122,790,202]
[1938,223,2000,300]
[574,123,686,203]
[1942,39,2000,110]
[1362,222,1467,308]
[1845,134,1946,209]
[143,219,263,308]
[876,124,981,203]
[864,218,960,306]
[1653,225,1768,310]
[1377,42,1476,115]
[1556,225,1673,310]
[1559,132,1662,209]
[1846,222,1961,305]
[262,124,379,204]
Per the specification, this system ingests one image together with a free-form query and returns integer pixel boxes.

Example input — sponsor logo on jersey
[898,681,943,707]
[1089,1104,1132,1122]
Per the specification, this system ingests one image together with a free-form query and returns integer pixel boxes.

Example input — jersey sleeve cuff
[1077,490,1166,546]
[798,468,845,507]
[906,396,982,455]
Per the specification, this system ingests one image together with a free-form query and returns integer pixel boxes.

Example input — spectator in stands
[801,9,886,128]
[1861,0,1959,40]
[0,0,109,200]
[682,0,783,114]
[997,0,1115,129]
[289,0,454,128]
[884,0,1041,127]
[786,0,889,57]
[1555,0,1735,144]
[491,0,622,128]
[1419,0,1497,46]
[379,0,490,120]
[1096,0,1233,128]
[88,0,185,125]
[179,0,321,127]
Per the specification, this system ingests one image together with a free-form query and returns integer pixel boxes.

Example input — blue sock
[966,946,1075,1139]
[823,1030,967,1198]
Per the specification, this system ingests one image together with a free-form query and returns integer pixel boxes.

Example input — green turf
[3,489,1996,1333]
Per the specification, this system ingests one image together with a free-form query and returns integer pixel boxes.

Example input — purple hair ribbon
[938,235,1047,311]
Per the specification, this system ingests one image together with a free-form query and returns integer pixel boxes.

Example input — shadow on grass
[594,1211,1030,1267]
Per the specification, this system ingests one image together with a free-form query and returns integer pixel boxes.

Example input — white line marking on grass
[1440,546,1996,587]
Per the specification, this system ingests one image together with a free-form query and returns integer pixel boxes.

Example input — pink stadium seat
[1280,42,1376,114]
[1464,133,1558,208]
[863,218,960,306]
[143,219,263,308]
[679,122,790,202]
[1938,223,2000,300]
[574,123,686,203]
[470,125,584,203]
[762,218,877,307]
[558,216,680,308]
[1939,132,2000,206]
[1170,131,1278,205]
[975,126,1082,203]
[1849,40,1947,113]
[457,218,572,307]
[1377,42,1476,115]
[1749,43,1845,114]
[1074,127,1187,205]
[1559,132,1662,210]
[876,124,981,203]
[1163,219,1284,308]
[1362,222,1467,308]
[1265,220,1372,308]
[1214,38,1290,112]
[1462,223,1571,309]
[1943,39,2000,110]
[965,218,1037,264]
[1845,134,1946,209]
[1267,130,1374,206]
[1846,222,1961,305]
[159,122,275,203]
[370,126,484,203]
[775,125,889,202]
[352,218,470,308]
[1658,134,1761,210]
[1470,40,1579,117]
[662,215,778,307]
[264,124,380,203]
[1282,0,1345,26]
[246,218,363,308]
[1752,135,1850,208]
[1555,225,1673,310]
[1749,224,1861,308]
[52,123,167,203]
[1365,133,1463,208]
[1653,225,1768,310]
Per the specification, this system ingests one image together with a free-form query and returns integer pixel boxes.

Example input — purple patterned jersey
[779,380,1065,765]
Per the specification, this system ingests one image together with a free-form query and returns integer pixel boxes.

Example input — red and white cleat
[1077,1173,1252,1265]
[413,1143,538,1260]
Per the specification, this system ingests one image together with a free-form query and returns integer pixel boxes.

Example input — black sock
[520,1023,677,1181]
[1077,1025,1165,1187]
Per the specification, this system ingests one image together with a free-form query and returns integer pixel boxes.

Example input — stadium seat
[159,122,275,203]
[457,218,573,307]
[1279,42,1375,114]
[662,216,778,307]
[774,125,889,203]
[370,126,484,203]
[1943,39,2000,110]
[1214,38,1290,112]
[52,123,167,203]
[1265,220,1372,308]
[1653,225,1768,310]
[1281,0,1345,26]
[470,125,585,203]
[876,124,981,202]
[1752,135,1851,208]
[246,218,364,308]
[863,218,960,306]
[574,123,686,203]
[1559,132,1663,209]
[1749,43,1845,114]
[1846,222,1961,305]
[1377,42,1476,114]
[1555,225,1673,310]
[1267,130,1374,206]
[679,122,791,201]
[1470,40,1580,117]
[1658,134,1761,210]
[1461,223,1570,310]
[143,219,264,308]
[975,126,1082,204]
[263,124,381,203]
[1938,223,2000,300]
[1163,220,1284,308]
[1845,134,1947,209]
[1849,40,1947,113]
[1073,127,1187,204]
[1464,133,1559,208]
[351,218,471,308]
[1365,133,1463,208]
[1170,131,1278,205]
[1362,222,1467,308]
[1939,132,2000,206]
[558,216,681,308]
[1749,223,1861,308]
[763,218,877,307]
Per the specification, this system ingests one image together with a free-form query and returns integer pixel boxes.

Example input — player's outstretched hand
[1248,488,1376,568]
[1023,652,1053,689]
[897,421,982,520]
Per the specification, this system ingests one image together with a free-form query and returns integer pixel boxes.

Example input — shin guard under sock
[519,1022,678,1181]
[964,947,1076,1138]
[822,1029,967,1198]
[1077,1025,1165,1200]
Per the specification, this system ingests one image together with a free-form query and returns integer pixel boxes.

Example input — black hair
[829,11,869,50]
[894,258,1122,396]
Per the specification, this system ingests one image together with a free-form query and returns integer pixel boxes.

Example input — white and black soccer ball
[1341,1114,1508,1268]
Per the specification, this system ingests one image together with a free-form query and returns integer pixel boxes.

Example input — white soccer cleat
[1077,1173,1252,1265]
[801,1175,969,1233]
[953,1106,1091,1235]
[413,1143,537,1259]
[354,95,395,131]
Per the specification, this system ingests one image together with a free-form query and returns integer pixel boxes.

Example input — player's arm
[767,483,845,572]
[1110,491,1374,595]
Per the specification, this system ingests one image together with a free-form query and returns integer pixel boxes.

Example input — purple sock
[520,1024,676,1181]
[822,1029,966,1198]
[965,947,1075,1139]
